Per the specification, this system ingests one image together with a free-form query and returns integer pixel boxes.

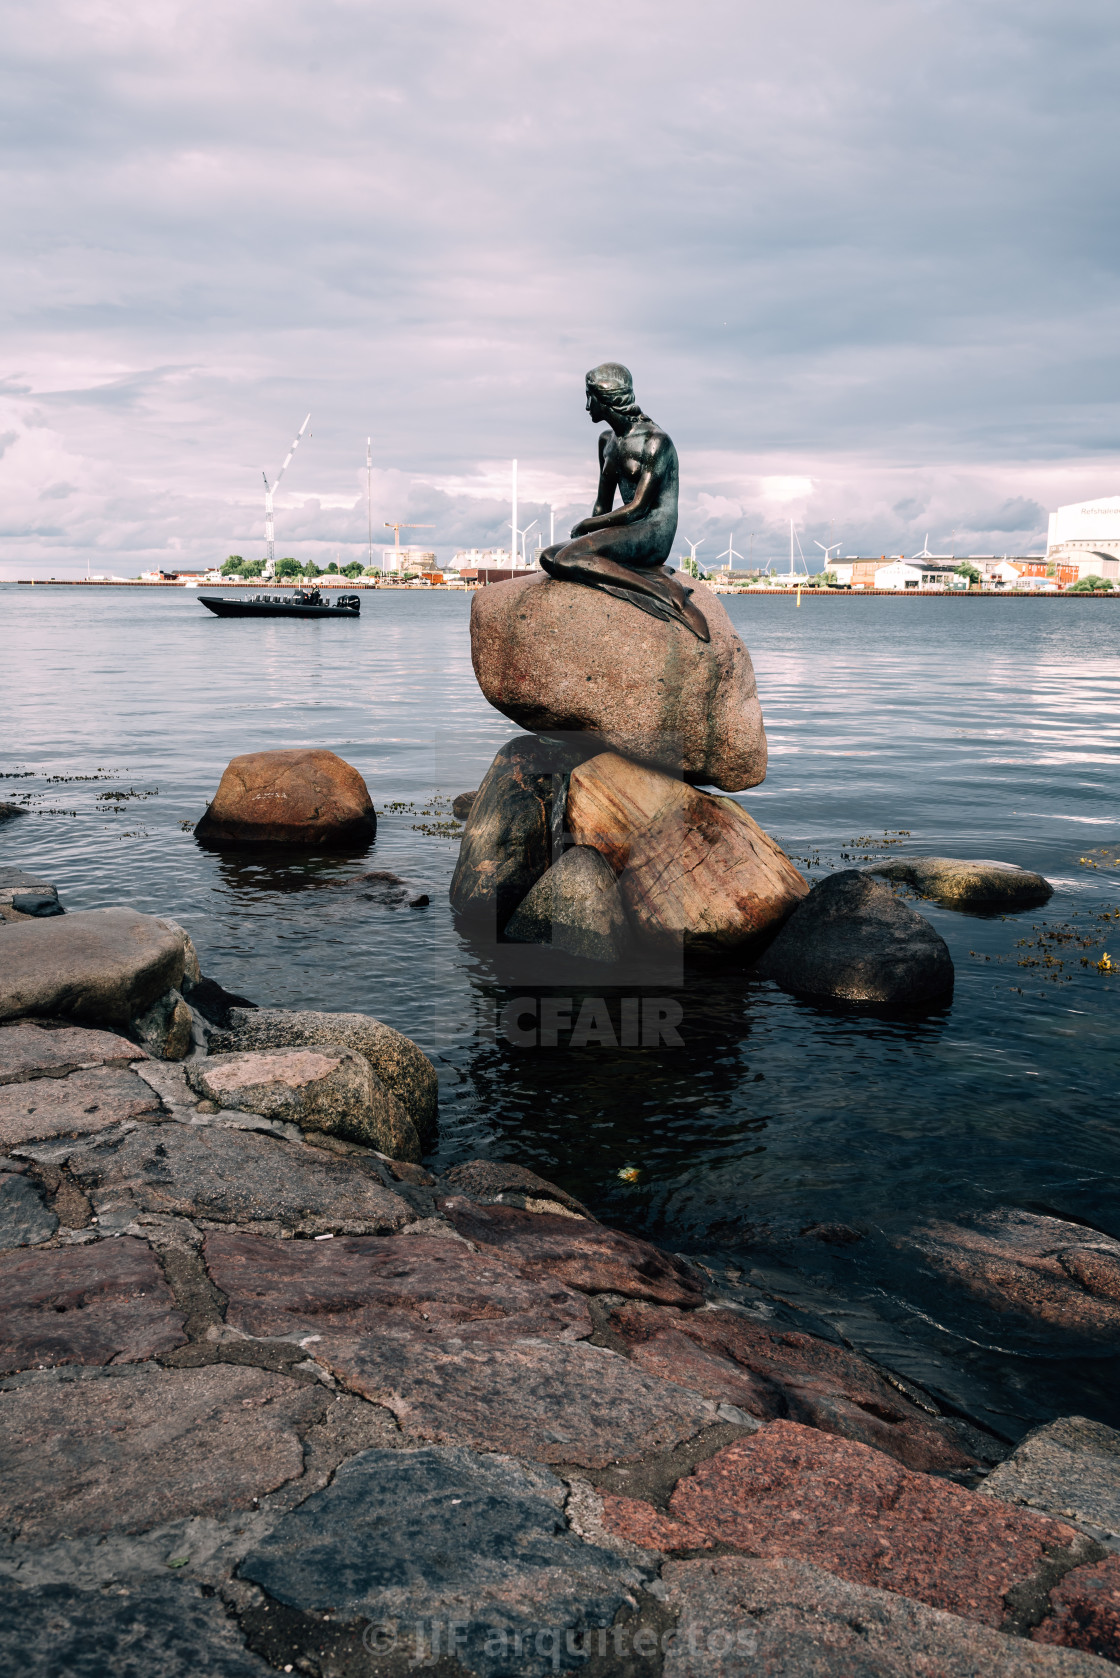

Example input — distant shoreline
[9,577,1117,601]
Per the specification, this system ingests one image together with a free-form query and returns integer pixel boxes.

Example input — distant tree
[303,560,323,578]
[239,560,265,577]
[1069,575,1113,592]
[325,562,339,575]
[342,561,364,579]
[954,561,981,586]
[221,556,245,575]
[274,558,302,579]
[363,566,381,578]
[820,570,838,587]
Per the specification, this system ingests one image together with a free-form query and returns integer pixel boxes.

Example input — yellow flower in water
[617,1166,641,1183]
[1097,952,1114,973]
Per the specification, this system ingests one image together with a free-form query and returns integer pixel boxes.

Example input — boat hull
[198,594,360,619]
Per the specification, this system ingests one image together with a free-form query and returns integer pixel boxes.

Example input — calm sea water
[3,582,1118,1433]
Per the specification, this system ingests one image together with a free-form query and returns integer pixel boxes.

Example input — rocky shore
[2,870,1119,1676]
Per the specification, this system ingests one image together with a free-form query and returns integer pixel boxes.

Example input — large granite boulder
[567,753,807,954]
[0,907,187,1025]
[868,856,1053,909]
[209,1006,438,1149]
[470,573,767,792]
[186,1045,421,1159]
[194,748,376,848]
[449,736,586,928]
[760,870,953,1007]
[505,845,630,961]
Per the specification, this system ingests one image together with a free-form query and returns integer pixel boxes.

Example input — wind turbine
[717,532,743,570]
[814,539,843,570]
[517,520,538,565]
[680,537,704,576]
[913,533,934,560]
[262,414,311,569]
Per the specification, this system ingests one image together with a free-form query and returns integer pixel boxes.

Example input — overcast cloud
[1,0,1117,575]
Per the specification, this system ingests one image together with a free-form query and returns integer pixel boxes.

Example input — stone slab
[983,1417,1120,1539]
[316,1332,718,1466]
[0,1577,275,1678]
[442,1158,594,1218]
[609,1300,976,1473]
[0,1170,57,1248]
[0,1021,145,1085]
[0,868,58,907]
[203,1229,592,1340]
[470,573,768,792]
[65,1121,414,1236]
[897,1210,1120,1345]
[210,1005,437,1149]
[437,1196,703,1305]
[0,1236,186,1372]
[0,1363,321,1543]
[662,1421,1091,1627]
[0,907,187,1024]
[0,1065,164,1147]
[1034,1555,1120,1664]
[659,1556,1115,1677]
[239,1445,647,1678]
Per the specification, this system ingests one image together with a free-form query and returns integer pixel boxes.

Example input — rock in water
[505,845,630,961]
[470,573,767,792]
[566,753,806,954]
[867,856,1053,908]
[194,748,376,848]
[449,736,582,928]
[0,908,187,1025]
[760,870,954,1007]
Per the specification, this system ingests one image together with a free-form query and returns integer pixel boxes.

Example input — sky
[1,0,1118,576]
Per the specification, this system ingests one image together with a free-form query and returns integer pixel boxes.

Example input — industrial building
[1045,497,1120,581]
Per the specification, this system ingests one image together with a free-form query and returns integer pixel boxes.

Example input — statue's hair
[586,362,646,422]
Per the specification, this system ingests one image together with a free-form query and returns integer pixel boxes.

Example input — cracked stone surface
[0,1065,165,1147]
[609,1298,977,1473]
[0,1363,324,1543]
[659,1556,1114,1677]
[1034,1555,1120,1663]
[0,1022,145,1085]
[238,1445,649,1678]
[0,1236,186,1372]
[437,1195,704,1306]
[0,1168,57,1248]
[314,1332,718,1466]
[0,1577,276,1677]
[658,1422,1096,1627]
[983,1417,1120,1541]
[63,1122,414,1236]
[203,1229,592,1340]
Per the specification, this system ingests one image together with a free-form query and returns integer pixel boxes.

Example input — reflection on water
[3,583,1119,1429]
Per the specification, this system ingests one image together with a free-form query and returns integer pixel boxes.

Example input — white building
[381,547,438,574]
[872,560,967,590]
[1046,497,1120,580]
[449,548,525,572]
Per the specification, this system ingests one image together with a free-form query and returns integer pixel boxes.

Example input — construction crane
[262,414,311,566]
[383,522,433,575]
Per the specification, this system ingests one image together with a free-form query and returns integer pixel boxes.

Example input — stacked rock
[450,571,809,962]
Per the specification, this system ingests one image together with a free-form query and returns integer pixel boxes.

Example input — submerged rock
[452,790,477,819]
[759,869,954,1007]
[0,907,187,1024]
[194,747,376,848]
[209,1005,437,1149]
[868,855,1053,908]
[470,572,767,792]
[504,844,630,961]
[0,804,28,825]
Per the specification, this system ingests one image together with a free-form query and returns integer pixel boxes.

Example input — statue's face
[585,383,607,424]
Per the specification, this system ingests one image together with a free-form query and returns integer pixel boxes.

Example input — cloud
[0,0,1117,574]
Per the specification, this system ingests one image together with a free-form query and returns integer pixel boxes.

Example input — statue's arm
[575,436,669,533]
[571,431,619,536]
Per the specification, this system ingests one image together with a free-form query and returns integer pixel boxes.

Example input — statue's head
[585,362,643,425]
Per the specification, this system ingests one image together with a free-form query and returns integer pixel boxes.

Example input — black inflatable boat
[198,588,361,618]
